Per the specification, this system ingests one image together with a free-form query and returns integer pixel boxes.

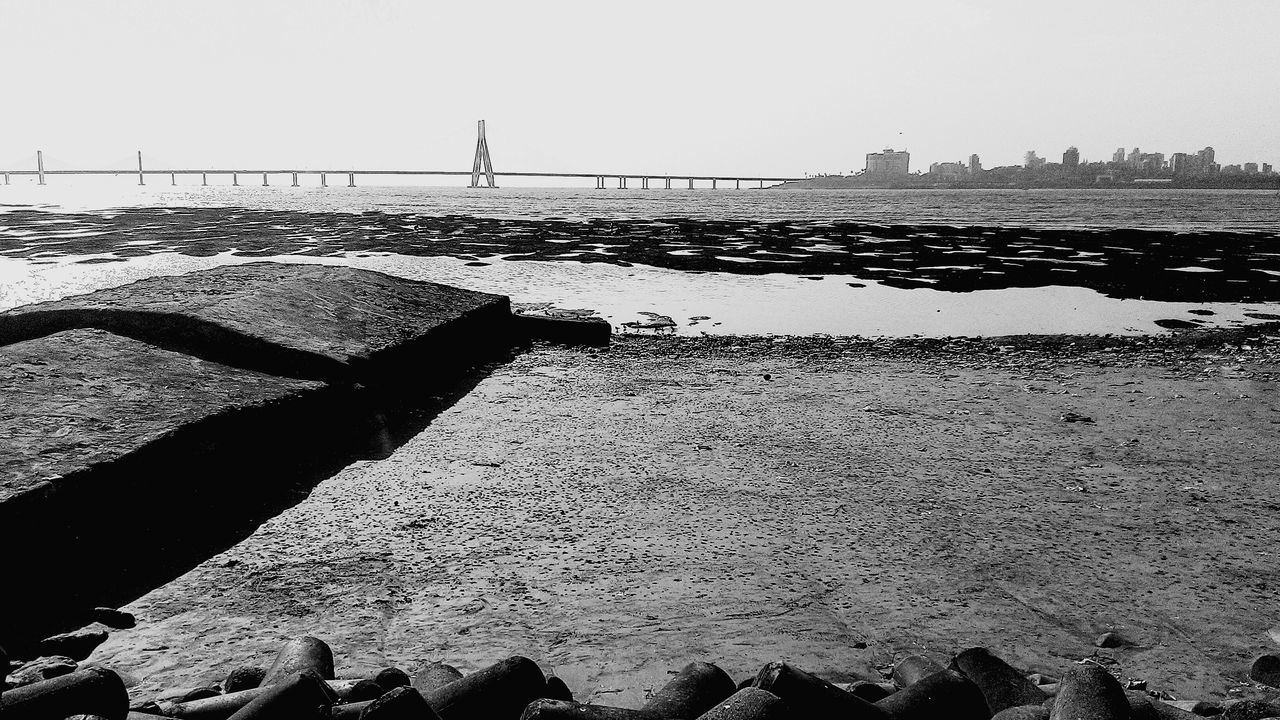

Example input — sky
[3,0,1278,178]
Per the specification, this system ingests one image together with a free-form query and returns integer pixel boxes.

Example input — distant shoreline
[772,176,1280,191]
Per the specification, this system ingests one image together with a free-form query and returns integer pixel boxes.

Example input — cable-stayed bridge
[0,121,800,190]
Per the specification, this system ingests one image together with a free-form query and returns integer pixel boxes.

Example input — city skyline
[3,1,1278,178]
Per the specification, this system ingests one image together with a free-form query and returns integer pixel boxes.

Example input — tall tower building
[1062,146,1080,168]
[968,154,982,172]
[865,149,911,176]
[1112,148,1126,163]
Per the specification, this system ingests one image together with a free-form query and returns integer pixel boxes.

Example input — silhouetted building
[1170,152,1190,174]
[969,154,982,172]
[1112,148,1126,163]
[1024,151,1046,169]
[1197,146,1216,172]
[928,161,968,180]
[1244,162,1259,174]
[865,149,910,176]
[1062,146,1080,168]
[1264,163,1274,175]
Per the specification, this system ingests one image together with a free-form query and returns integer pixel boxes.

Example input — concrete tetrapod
[991,706,1050,720]
[359,686,442,720]
[874,669,988,720]
[223,667,266,693]
[695,687,792,720]
[751,662,888,720]
[640,661,738,719]
[1050,664,1129,720]
[225,669,338,720]
[262,636,336,684]
[421,656,548,720]
[890,656,946,689]
[0,666,128,720]
[950,647,1048,714]
[411,663,465,694]
[519,698,669,719]
[374,668,412,691]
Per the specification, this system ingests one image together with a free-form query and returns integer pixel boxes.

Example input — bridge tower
[469,120,497,188]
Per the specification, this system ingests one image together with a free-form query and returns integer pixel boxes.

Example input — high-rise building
[1170,153,1190,174]
[865,149,910,176]
[1244,162,1259,174]
[1112,148,1126,163]
[1062,146,1080,168]
[1127,147,1142,165]
[969,154,982,172]
[1197,146,1216,171]
[1264,163,1274,175]
[1024,151,1046,169]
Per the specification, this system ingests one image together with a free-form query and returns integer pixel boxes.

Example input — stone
[513,314,611,347]
[695,687,792,720]
[641,661,737,719]
[0,262,514,385]
[5,656,78,687]
[992,706,1051,720]
[1249,654,1280,688]
[88,608,135,630]
[1148,698,1202,719]
[1095,632,1126,649]
[950,647,1047,714]
[224,666,266,693]
[1127,690,1160,720]
[874,669,988,720]
[1222,701,1280,720]
[37,628,109,661]
[1051,664,1128,720]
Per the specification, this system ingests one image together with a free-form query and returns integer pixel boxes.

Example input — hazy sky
[4,0,1278,178]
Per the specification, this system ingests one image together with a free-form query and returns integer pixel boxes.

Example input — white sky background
[3,0,1278,177]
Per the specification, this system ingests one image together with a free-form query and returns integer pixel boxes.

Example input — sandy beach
[87,331,1280,705]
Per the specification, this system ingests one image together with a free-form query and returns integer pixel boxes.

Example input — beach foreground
[89,333,1280,705]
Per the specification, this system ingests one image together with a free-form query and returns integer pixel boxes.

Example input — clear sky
[3,0,1278,177]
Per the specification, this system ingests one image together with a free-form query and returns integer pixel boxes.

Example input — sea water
[2,181,1279,336]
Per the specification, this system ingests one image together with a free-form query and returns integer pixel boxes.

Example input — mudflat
[90,334,1280,705]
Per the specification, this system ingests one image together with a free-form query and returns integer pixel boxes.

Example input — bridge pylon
[469,120,497,188]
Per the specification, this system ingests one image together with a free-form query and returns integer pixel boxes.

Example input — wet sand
[90,334,1280,705]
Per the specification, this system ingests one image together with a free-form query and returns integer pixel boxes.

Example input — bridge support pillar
[202,173,207,186]
[688,178,694,189]
[617,176,623,189]
[736,179,740,189]
[232,173,239,186]
[642,177,648,189]
[596,176,604,189]
[320,173,327,187]
[171,173,176,186]
[760,179,764,188]
[348,172,355,187]
[137,151,145,186]
[665,177,671,189]
[712,178,717,189]
[3,173,8,185]
[263,173,269,186]
[36,150,45,185]
[291,172,298,187]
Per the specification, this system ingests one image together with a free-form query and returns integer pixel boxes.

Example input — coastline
[85,329,1280,705]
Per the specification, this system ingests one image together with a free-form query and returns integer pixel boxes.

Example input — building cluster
[855,144,1274,186]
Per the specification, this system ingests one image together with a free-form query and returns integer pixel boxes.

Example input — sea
[2,180,1280,337]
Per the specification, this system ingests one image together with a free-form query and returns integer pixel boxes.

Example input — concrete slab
[0,262,515,384]
[0,329,368,649]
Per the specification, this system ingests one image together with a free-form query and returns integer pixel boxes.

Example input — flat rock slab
[0,262,513,383]
[0,328,325,508]
[0,328,350,647]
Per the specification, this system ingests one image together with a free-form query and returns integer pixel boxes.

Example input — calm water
[2,182,1280,336]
